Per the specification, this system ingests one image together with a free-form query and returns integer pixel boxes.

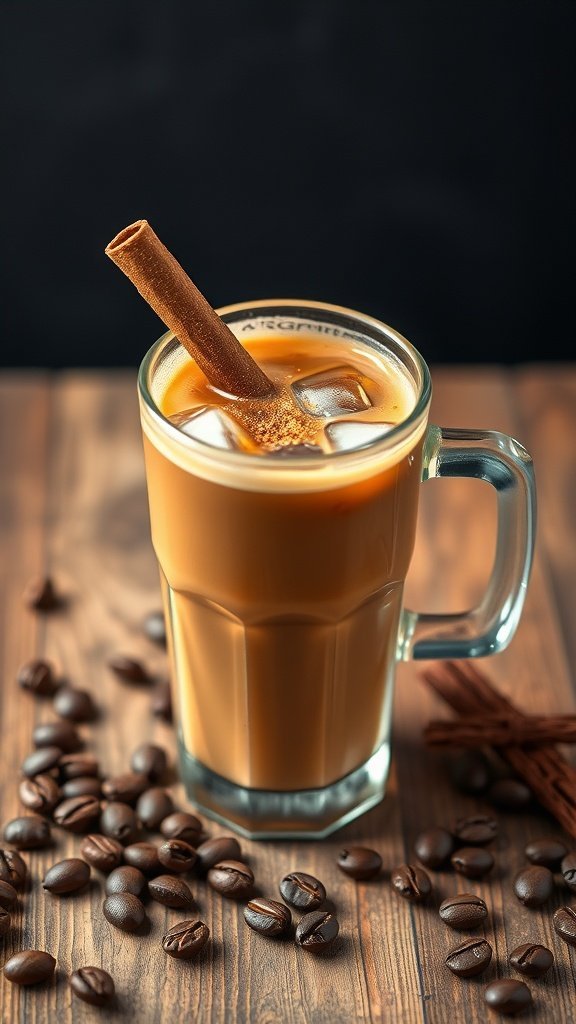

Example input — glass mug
[138,300,536,838]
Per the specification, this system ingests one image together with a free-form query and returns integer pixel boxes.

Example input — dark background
[1,1,574,367]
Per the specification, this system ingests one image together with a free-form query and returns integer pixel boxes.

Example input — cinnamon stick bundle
[424,714,576,747]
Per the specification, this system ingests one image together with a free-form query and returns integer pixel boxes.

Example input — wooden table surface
[0,366,575,1024]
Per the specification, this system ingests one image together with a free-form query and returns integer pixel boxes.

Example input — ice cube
[269,443,324,458]
[324,420,394,452]
[169,406,250,451]
[292,366,373,418]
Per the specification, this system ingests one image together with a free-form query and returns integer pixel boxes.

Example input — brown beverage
[141,325,424,793]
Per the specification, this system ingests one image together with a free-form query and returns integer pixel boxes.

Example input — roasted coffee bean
[136,787,174,831]
[391,864,431,902]
[244,898,292,937]
[70,966,115,1007]
[143,610,167,646]
[62,776,102,799]
[100,802,139,845]
[158,839,198,873]
[151,681,172,722]
[509,943,554,978]
[295,911,339,952]
[0,907,10,938]
[4,815,51,849]
[561,852,576,892]
[148,874,195,910]
[17,659,57,696]
[439,893,488,930]
[0,880,18,911]
[488,778,532,811]
[208,860,254,899]
[195,836,241,872]
[53,795,100,833]
[3,950,56,985]
[525,836,569,869]
[24,575,61,612]
[123,842,162,876]
[108,656,150,684]
[80,834,123,873]
[130,743,168,782]
[102,772,149,805]
[22,746,63,778]
[337,846,382,881]
[450,750,490,794]
[105,866,147,897]
[414,827,454,869]
[103,892,146,933]
[162,920,210,960]
[279,872,326,910]
[553,905,576,947]
[0,848,27,888]
[53,687,97,723]
[58,753,99,780]
[33,720,81,753]
[19,775,60,814]
[484,979,532,1016]
[513,865,554,908]
[446,938,493,978]
[453,815,498,846]
[160,812,202,846]
[43,857,90,895]
[451,846,494,880]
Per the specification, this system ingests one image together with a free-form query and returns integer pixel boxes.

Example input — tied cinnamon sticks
[421,661,576,839]
[425,714,576,748]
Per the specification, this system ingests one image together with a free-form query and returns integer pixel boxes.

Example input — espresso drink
[141,329,423,793]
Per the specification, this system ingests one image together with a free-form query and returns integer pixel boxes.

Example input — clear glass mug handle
[399,425,536,660]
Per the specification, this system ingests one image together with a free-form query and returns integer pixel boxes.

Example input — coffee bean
[148,874,195,909]
[162,920,210,960]
[0,848,27,888]
[53,687,97,723]
[279,872,326,910]
[337,846,382,880]
[414,827,454,869]
[130,743,168,782]
[123,842,162,876]
[24,575,61,612]
[102,772,149,805]
[488,778,532,811]
[143,610,167,646]
[80,834,123,873]
[0,880,18,911]
[295,911,339,952]
[53,795,100,833]
[105,866,147,897]
[17,659,57,697]
[160,812,202,846]
[451,847,494,880]
[446,938,493,978]
[525,837,569,869]
[0,908,10,938]
[100,802,139,845]
[103,892,146,932]
[136,788,174,831]
[158,839,197,873]
[439,893,488,930]
[22,746,63,778]
[4,815,51,849]
[3,950,56,985]
[553,905,576,946]
[58,753,99,780]
[484,979,532,1016]
[196,836,241,872]
[108,656,150,684]
[70,966,115,1007]
[62,776,102,799]
[450,750,490,794]
[391,864,431,902]
[509,943,554,978]
[244,898,292,937]
[513,865,554,908]
[151,681,172,722]
[43,857,90,894]
[19,775,60,814]
[208,860,254,899]
[453,815,498,846]
[561,852,576,893]
[33,720,81,753]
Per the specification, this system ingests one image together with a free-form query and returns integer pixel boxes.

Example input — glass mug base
[178,736,391,840]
